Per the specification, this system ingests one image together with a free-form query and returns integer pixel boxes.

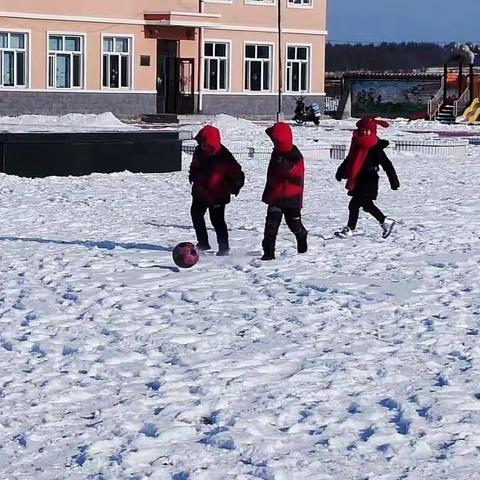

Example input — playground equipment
[456,98,480,123]
[428,43,477,123]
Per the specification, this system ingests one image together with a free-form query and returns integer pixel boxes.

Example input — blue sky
[327,0,480,44]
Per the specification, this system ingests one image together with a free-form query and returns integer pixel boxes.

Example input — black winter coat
[335,139,399,199]
[189,145,245,206]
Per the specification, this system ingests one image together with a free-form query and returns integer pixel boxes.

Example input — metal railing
[183,138,470,161]
[427,86,445,120]
[182,144,332,160]
[330,144,347,160]
[182,145,256,158]
[394,139,468,156]
[453,81,471,118]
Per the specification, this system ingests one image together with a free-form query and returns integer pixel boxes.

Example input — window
[246,0,274,4]
[288,0,312,5]
[204,42,229,91]
[103,36,132,88]
[48,34,84,88]
[244,44,272,92]
[0,32,28,88]
[286,45,310,92]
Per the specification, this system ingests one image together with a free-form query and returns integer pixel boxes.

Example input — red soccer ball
[172,242,199,268]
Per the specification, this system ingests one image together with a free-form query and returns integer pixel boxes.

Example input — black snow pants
[191,198,229,249]
[347,195,386,230]
[262,205,307,256]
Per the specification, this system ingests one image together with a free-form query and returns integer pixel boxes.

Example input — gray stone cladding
[201,94,326,117]
[0,91,326,117]
[0,91,157,116]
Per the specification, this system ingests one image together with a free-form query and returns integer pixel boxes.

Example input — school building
[0,0,327,117]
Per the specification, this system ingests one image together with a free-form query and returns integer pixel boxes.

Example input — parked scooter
[293,96,321,125]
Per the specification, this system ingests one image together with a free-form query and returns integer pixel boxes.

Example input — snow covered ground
[1,114,480,479]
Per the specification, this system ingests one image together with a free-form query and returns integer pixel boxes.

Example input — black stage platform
[0,130,187,177]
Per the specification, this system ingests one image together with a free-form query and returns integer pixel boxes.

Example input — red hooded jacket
[189,125,244,206]
[262,122,304,209]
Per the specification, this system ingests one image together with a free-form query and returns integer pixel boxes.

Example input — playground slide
[457,98,480,123]
[467,103,480,123]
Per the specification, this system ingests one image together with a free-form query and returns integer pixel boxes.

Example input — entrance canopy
[144,11,220,28]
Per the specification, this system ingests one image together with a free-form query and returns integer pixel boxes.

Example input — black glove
[231,180,243,197]
[335,165,344,181]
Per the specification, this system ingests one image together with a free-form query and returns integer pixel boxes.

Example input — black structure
[443,44,476,104]
[0,130,185,178]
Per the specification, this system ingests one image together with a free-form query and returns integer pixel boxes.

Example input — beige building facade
[0,0,327,116]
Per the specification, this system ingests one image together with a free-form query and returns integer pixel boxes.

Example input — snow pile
[396,117,479,133]
[209,113,265,135]
[0,112,138,132]
[0,116,479,479]
[207,114,271,149]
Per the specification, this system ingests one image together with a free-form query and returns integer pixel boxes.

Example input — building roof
[326,72,442,80]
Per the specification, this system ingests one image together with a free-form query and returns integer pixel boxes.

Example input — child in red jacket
[261,122,307,261]
[335,116,399,238]
[189,125,244,256]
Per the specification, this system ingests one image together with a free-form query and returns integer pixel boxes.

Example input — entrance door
[176,58,195,114]
[156,40,177,114]
[157,40,195,114]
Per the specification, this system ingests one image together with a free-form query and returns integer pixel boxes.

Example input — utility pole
[276,0,283,122]
[198,0,204,113]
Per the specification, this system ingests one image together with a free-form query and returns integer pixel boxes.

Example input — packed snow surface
[1,114,479,479]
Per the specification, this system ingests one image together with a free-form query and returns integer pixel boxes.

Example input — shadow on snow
[0,235,171,253]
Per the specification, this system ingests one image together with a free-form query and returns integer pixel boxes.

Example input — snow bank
[0,112,138,132]
[188,114,270,149]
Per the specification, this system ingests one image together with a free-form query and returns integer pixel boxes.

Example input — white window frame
[286,44,312,93]
[47,31,86,90]
[203,40,231,92]
[0,29,30,89]
[245,0,275,6]
[101,34,134,90]
[243,42,274,93]
[287,0,314,8]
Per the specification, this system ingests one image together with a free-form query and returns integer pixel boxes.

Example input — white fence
[182,144,331,160]
[393,139,469,156]
[323,140,470,159]
[183,138,471,160]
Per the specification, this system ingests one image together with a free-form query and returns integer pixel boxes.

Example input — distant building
[0,0,327,117]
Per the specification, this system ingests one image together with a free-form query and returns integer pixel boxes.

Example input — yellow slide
[467,102,480,123]
[457,98,480,123]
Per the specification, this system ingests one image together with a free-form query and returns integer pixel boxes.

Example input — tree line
[326,42,448,73]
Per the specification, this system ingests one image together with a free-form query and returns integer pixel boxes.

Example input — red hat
[195,125,221,155]
[266,122,293,153]
[356,116,389,136]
